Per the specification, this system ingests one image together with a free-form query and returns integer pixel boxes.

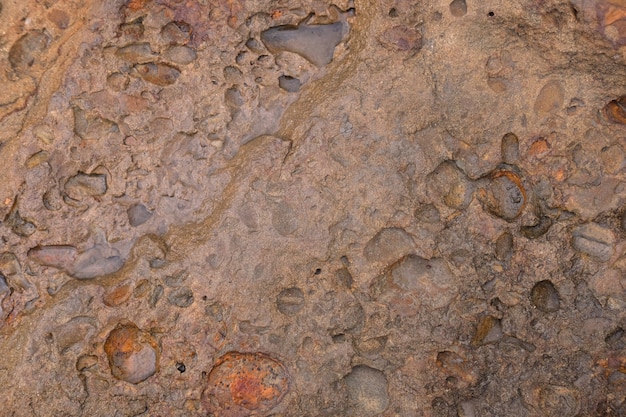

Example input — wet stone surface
[0,0,625,415]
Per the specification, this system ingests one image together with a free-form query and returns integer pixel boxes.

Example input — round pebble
[276,287,304,316]
[202,352,290,415]
[104,323,159,384]
[343,365,389,416]
[531,280,560,313]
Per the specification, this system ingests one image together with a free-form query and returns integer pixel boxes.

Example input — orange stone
[202,352,290,416]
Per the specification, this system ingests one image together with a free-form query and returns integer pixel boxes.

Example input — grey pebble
[531,280,560,313]
[167,286,194,307]
[278,75,301,92]
[127,203,152,227]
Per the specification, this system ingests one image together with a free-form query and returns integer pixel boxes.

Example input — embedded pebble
[389,255,458,309]
[534,80,564,114]
[571,222,615,261]
[531,280,560,313]
[495,231,513,262]
[449,0,467,17]
[271,202,298,236]
[73,107,119,140]
[54,316,96,353]
[477,170,526,221]
[106,72,129,92]
[261,21,347,67]
[167,286,194,307]
[426,161,474,210]
[103,284,132,307]
[64,172,107,200]
[521,216,553,239]
[43,187,63,211]
[378,25,422,52]
[104,323,159,384]
[363,227,414,265]
[501,132,520,164]
[28,245,78,272]
[160,21,191,45]
[115,43,157,64]
[149,284,163,307]
[202,352,290,415]
[9,30,50,70]
[72,245,124,279]
[127,203,152,227]
[135,62,180,86]
[343,365,389,416]
[163,45,197,65]
[276,287,304,315]
[0,252,29,291]
[76,354,98,371]
[472,316,503,345]
[278,75,301,92]
[414,203,441,224]
[604,96,626,124]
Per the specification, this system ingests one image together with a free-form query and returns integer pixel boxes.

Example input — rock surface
[0,0,625,415]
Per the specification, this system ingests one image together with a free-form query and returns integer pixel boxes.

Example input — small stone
[449,0,467,17]
[224,86,244,110]
[54,316,97,353]
[43,187,63,211]
[534,80,564,115]
[0,252,30,292]
[531,280,560,313]
[48,9,70,29]
[364,227,414,265]
[495,231,513,262]
[426,161,474,211]
[72,245,124,279]
[271,202,298,236]
[276,287,304,315]
[73,106,119,141]
[202,352,290,415]
[33,124,54,144]
[103,283,132,307]
[167,286,194,307]
[135,62,180,86]
[501,132,520,164]
[127,203,152,227]
[604,96,626,125]
[601,144,625,175]
[149,284,163,307]
[28,245,78,273]
[571,222,615,261]
[107,72,129,92]
[477,170,526,221]
[76,354,99,371]
[116,43,157,64]
[119,19,145,39]
[472,316,503,345]
[334,267,353,289]
[104,323,159,384]
[25,150,49,168]
[160,21,191,45]
[64,172,107,200]
[8,30,50,70]
[343,366,389,416]
[163,45,196,65]
[378,25,422,52]
[414,203,441,224]
[278,75,301,92]
[521,216,553,239]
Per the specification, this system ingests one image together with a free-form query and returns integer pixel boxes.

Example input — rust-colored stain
[125,0,152,12]
[203,352,290,416]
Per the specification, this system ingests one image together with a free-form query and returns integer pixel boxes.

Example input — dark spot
[314,268,322,275]
[389,8,398,17]
[176,363,186,373]
[202,295,208,301]
[488,11,495,17]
